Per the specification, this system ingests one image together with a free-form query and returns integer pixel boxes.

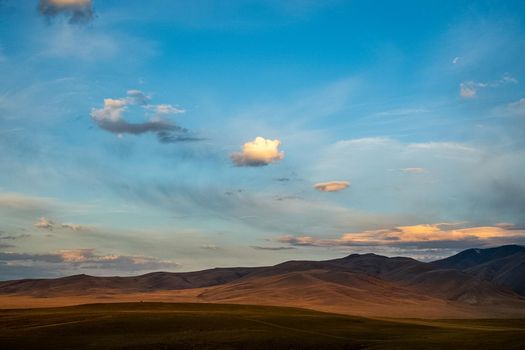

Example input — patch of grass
[1,302,524,349]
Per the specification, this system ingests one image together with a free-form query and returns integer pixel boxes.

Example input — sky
[1,0,525,279]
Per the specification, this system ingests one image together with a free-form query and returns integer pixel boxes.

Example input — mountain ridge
[1,245,524,318]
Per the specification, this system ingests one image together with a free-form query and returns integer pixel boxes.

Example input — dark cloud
[38,0,94,25]
[156,130,205,144]
[90,90,202,144]
[467,180,525,227]
[0,251,64,263]
[250,246,296,251]
[275,177,290,182]
[0,233,31,240]
[0,248,179,278]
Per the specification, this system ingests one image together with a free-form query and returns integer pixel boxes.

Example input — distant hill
[431,245,525,296]
[1,245,524,318]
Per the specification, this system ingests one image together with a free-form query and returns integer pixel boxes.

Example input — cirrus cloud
[231,137,284,167]
[460,74,517,98]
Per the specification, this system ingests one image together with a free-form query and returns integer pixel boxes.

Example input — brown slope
[0,267,261,297]
[465,252,525,296]
[326,253,522,303]
[428,245,525,297]
[192,268,525,318]
[1,249,525,318]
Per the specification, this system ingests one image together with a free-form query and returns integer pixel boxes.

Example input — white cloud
[460,81,481,98]
[231,137,285,167]
[460,74,517,98]
[34,217,86,232]
[200,244,218,250]
[401,167,426,174]
[34,217,55,230]
[153,104,185,115]
[314,181,350,192]
[61,223,84,231]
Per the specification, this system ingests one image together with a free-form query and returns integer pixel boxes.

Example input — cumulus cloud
[38,0,94,25]
[460,74,517,98]
[90,90,201,143]
[314,181,350,192]
[231,137,284,167]
[278,223,525,249]
[34,217,55,230]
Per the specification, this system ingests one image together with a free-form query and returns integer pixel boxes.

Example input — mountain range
[1,245,524,318]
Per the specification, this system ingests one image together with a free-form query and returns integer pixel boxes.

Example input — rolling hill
[1,245,524,318]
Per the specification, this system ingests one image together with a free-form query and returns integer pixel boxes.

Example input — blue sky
[1,0,525,278]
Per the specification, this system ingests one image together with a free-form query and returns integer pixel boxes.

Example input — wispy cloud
[400,167,426,174]
[0,248,179,274]
[200,244,218,250]
[460,74,518,98]
[278,223,525,249]
[250,245,296,251]
[38,0,94,25]
[507,98,525,116]
[34,217,87,232]
[0,192,56,212]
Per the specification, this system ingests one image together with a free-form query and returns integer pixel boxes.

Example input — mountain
[431,245,525,270]
[432,245,525,296]
[1,245,524,318]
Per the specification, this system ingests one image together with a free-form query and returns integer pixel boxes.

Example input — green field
[1,302,525,349]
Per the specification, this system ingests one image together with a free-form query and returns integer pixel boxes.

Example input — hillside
[1,245,524,318]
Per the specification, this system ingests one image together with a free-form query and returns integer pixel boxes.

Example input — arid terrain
[1,245,524,319]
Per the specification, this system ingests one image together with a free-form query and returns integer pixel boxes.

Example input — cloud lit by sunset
[231,137,284,167]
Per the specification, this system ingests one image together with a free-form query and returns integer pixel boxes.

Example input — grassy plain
[1,302,525,349]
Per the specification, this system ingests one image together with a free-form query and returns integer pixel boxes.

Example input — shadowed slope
[0,267,262,297]
[432,245,525,296]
